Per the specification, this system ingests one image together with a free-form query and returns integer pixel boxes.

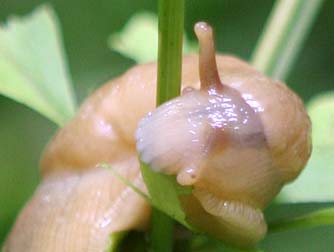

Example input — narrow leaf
[269,207,334,233]
[0,5,76,125]
[251,0,325,80]
[102,162,192,229]
[140,163,192,228]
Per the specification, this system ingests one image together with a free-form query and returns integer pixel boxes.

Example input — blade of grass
[140,0,185,251]
[268,208,334,233]
[251,0,325,81]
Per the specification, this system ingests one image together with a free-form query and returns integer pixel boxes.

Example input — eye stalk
[194,22,223,91]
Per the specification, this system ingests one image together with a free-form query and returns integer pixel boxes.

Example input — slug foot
[193,189,267,246]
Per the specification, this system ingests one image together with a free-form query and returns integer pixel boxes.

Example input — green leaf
[268,207,334,233]
[265,202,333,223]
[140,162,192,228]
[278,92,334,202]
[102,162,194,250]
[108,12,196,64]
[307,92,334,148]
[0,4,76,126]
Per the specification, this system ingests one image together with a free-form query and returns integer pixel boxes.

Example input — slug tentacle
[195,22,222,91]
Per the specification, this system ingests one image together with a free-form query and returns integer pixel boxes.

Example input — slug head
[136,22,311,247]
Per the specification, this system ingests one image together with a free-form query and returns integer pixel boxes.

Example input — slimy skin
[4,22,311,251]
[136,22,311,247]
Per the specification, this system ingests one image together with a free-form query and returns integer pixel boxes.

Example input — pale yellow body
[4,55,311,251]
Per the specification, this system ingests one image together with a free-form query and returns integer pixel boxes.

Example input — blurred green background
[0,0,333,250]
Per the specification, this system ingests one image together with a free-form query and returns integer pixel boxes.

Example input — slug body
[136,23,311,247]
[4,22,311,251]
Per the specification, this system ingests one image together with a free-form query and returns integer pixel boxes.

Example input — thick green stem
[149,0,185,251]
[251,0,325,81]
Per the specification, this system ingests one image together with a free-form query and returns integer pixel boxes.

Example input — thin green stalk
[269,208,334,233]
[151,209,175,252]
[156,0,185,104]
[149,0,185,251]
[251,0,325,81]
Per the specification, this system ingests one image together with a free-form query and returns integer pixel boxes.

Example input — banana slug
[3,22,311,251]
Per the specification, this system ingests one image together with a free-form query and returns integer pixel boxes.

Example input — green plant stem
[149,0,185,251]
[156,0,185,104]
[268,208,334,233]
[151,209,175,252]
[251,0,325,81]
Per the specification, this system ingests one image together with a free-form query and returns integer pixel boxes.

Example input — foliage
[0,5,76,126]
[108,12,196,63]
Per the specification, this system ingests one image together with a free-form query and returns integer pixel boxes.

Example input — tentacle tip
[194,21,212,39]
[193,21,222,91]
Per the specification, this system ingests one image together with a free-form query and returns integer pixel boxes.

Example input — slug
[136,22,311,247]
[3,22,311,251]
